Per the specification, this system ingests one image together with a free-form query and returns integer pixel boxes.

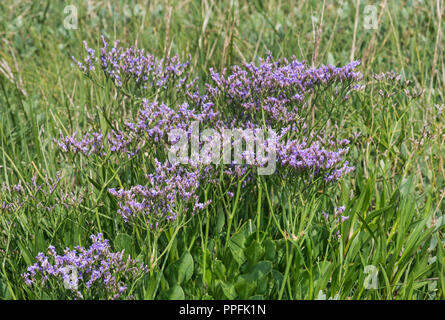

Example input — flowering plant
[23,234,148,300]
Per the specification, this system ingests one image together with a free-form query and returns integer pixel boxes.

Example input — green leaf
[216,206,225,234]
[177,251,194,284]
[114,233,133,256]
[435,234,445,298]
[244,261,272,281]
[35,229,45,253]
[213,260,226,280]
[228,224,250,265]
[0,279,11,300]
[165,251,194,286]
[249,295,264,300]
[166,285,185,300]
[17,240,33,266]
[218,281,237,299]
[264,239,276,261]
[245,239,262,266]
[235,275,256,299]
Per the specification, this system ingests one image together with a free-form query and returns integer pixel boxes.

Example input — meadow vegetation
[0,0,444,300]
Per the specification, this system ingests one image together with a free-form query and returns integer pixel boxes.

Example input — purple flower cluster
[55,131,105,157]
[22,234,148,299]
[55,99,219,159]
[126,99,218,143]
[1,173,85,213]
[72,41,97,74]
[207,54,362,125]
[276,133,354,181]
[322,206,349,223]
[203,54,361,180]
[65,39,363,226]
[108,159,211,227]
[73,36,190,93]
[322,205,350,239]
